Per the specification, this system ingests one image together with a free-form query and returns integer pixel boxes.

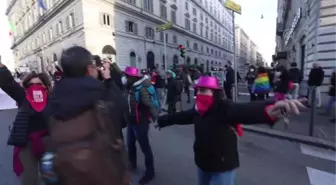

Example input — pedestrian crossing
[300,144,336,185]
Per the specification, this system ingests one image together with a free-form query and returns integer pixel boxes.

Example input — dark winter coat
[329,72,335,97]
[128,76,157,124]
[274,71,290,94]
[0,67,49,147]
[166,78,181,103]
[158,100,275,172]
[288,67,303,84]
[308,67,325,86]
[50,76,129,138]
[224,66,234,86]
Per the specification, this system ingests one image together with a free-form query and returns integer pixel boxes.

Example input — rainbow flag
[252,73,271,94]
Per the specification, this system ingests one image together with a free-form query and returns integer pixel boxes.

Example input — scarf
[195,94,214,115]
[25,85,48,112]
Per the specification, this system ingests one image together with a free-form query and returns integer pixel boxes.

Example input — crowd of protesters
[0,45,313,185]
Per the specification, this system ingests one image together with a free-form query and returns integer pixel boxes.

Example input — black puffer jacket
[128,76,157,124]
[288,67,303,84]
[308,67,325,86]
[0,66,50,147]
[158,100,274,172]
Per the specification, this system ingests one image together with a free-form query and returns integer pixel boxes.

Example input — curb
[242,125,336,151]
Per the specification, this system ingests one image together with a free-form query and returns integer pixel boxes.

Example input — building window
[56,21,62,35]
[160,32,164,42]
[102,13,111,26]
[173,35,177,44]
[205,29,208,39]
[200,13,203,20]
[42,33,46,43]
[193,43,198,50]
[165,33,168,43]
[211,49,214,54]
[210,32,213,41]
[160,4,167,19]
[125,20,138,34]
[67,12,75,28]
[130,52,136,66]
[205,17,208,24]
[49,28,53,40]
[201,45,204,53]
[171,10,176,24]
[206,47,209,53]
[143,0,153,12]
[185,1,188,10]
[193,22,196,33]
[192,8,196,16]
[186,40,190,48]
[185,19,190,31]
[145,27,154,39]
[200,26,203,36]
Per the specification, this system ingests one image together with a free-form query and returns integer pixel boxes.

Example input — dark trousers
[224,84,233,100]
[248,87,256,101]
[167,101,177,114]
[127,123,154,176]
[256,94,266,101]
[184,86,190,102]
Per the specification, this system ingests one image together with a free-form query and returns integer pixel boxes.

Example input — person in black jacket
[166,69,181,114]
[157,76,306,185]
[0,62,52,185]
[322,69,335,122]
[245,65,257,101]
[224,62,234,100]
[288,62,303,99]
[308,63,325,107]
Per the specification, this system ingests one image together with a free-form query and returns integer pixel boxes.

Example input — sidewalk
[237,94,336,149]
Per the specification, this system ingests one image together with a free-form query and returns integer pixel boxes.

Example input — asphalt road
[0,108,335,185]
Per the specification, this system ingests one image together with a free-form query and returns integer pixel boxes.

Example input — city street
[0,92,335,185]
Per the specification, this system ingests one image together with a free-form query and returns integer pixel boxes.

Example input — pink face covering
[25,85,48,112]
[195,94,214,115]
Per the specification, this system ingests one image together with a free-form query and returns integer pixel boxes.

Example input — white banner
[0,89,17,110]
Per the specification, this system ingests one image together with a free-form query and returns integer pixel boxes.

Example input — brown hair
[22,72,52,92]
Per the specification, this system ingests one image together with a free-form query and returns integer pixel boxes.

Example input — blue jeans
[127,123,154,176]
[326,96,336,114]
[197,168,235,185]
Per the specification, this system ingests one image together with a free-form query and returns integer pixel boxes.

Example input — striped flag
[37,0,47,10]
[8,20,16,36]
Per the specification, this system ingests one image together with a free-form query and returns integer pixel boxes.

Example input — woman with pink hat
[157,76,306,185]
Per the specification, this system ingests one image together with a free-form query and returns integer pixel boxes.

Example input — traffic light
[179,44,186,58]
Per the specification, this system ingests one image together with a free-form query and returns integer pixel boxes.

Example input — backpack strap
[134,85,143,124]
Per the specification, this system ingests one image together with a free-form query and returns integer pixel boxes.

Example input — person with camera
[48,46,130,185]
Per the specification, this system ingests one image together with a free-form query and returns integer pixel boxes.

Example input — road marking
[300,144,336,162]
[307,167,336,185]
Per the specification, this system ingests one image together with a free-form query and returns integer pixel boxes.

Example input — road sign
[156,21,173,33]
[225,0,242,15]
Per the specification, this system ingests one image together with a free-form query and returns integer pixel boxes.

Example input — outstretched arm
[157,109,195,128]
[0,64,25,105]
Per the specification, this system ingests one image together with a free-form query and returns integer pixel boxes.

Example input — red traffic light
[179,45,185,49]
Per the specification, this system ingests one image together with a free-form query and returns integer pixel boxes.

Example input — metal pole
[232,11,238,102]
[164,31,167,71]
[309,87,316,136]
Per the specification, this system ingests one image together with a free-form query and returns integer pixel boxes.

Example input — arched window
[162,55,166,70]
[194,58,198,65]
[186,57,191,65]
[173,55,178,64]
[130,52,136,67]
